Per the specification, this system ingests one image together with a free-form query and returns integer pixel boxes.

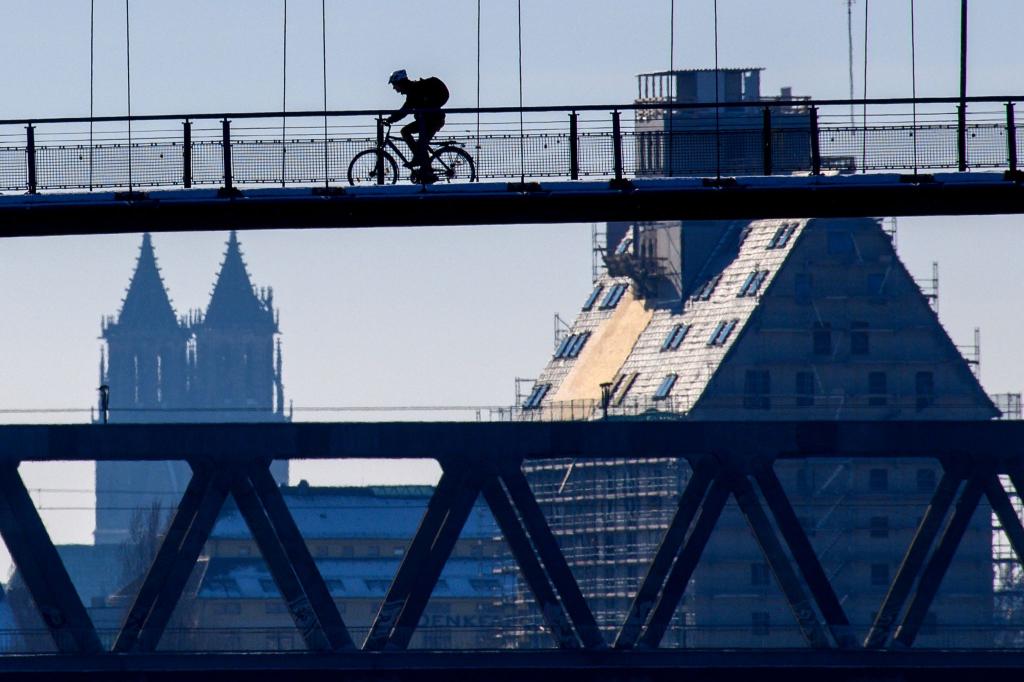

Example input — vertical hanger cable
[89,0,95,190]
[517,0,525,183]
[910,0,918,174]
[125,0,133,192]
[322,0,329,186]
[713,0,720,179]
[861,0,869,171]
[281,0,287,186]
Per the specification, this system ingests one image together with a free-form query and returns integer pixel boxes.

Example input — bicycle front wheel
[348,149,399,186]
[431,146,477,183]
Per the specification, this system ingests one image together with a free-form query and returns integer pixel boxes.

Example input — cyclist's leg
[419,113,446,171]
[400,122,420,166]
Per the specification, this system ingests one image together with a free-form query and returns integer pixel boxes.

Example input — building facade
[95,232,288,545]
[170,485,509,651]
[510,69,996,648]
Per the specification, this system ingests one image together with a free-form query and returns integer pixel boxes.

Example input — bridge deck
[1,173,1022,237]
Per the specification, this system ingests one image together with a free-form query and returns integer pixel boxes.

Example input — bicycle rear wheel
[348,149,399,186]
[431,146,476,183]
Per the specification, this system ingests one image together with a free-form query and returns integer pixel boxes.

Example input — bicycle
[347,122,477,186]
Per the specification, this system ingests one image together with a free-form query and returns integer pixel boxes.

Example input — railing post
[221,118,233,191]
[612,110,623,182]
[569,112,579,180]
[376,116,385,185]
[809,106,821,176]
[182,120,192,189]
[762,106,773,176]
[957,104,968,172]
[25,124,37,194]
[1007,102,1018,175]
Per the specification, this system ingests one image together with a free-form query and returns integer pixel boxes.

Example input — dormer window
[738,270,769,298]
[582,285,604,312]
[708,319,739,346]
[599,283,628,309]
[661,323,690,352]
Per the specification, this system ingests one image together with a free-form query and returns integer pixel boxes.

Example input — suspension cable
[668,0,675,176]
[89,0,95,190]
[125,0,132,192]
[848,0,855,125]
[476,0,481,151]
[713,0,720,179]
[517,0,525,183]
[862,0,869,172]
[281,0,287,187]
[910,0,918,174]
[322,0,328,187]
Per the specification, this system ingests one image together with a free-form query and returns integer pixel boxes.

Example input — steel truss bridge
[1,95,1023,236]
[0,421,1022,680]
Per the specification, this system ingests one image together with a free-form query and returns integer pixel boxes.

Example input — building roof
[210,484,499,540]
[107,233,182,334]
[203,231,277,331]
[531,217,997,421]
[196,556,511,600]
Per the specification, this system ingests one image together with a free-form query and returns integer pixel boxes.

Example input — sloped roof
[203,231,276,331]
[530,217,997,421]
[55,544,126,607]
[210,485,498,540]
[197,556,511,600]
[109,233,180,333]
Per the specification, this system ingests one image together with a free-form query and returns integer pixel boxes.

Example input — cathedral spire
[110,232,180,332]
[203,231,276,330]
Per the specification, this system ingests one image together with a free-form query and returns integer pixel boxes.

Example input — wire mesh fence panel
[964,124,1012,168]
[578,131,615,177]
[0,147,26,191]
[36,142,185,190]
[1018,124,1024,168]
[191,140,225,186]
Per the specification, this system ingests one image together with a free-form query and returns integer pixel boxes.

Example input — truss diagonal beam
[984,474,1024,566]
[731,474,830,649]
[0,465,101,654]
[638,477,730,649]
[894,475,985,648]
[864,471,961,649]
[754,466,855,648]
[132,467,232,652]
[247,463,354,650]
[364,469,466,650]
[481,476,580,649]
[387,468,486,650]
[114,464,217,652]
[615,460,715,649]
[501,467,606,650]
[231,471,335,651]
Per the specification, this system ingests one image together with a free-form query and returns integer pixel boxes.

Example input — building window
[871,563,890,587]
[613,372,640,406]
[738,270,770,298]
[869,468,888,492]
[582,285,604,311]
[851,321,870,355]
[653,374,678,401]
[794,273,812,304]
[661,323,690,352]
[751,611,771,636]
[916,371,935,410]
[324,579,345,593]
[599,283,628,309]
[813,322,832,355]
[767,222,797,249]
[265,601,287,615]
[522,383,551,410]
[555,332,591,359]
[708,319,739,346]
[693,273,722,301]
[868,371,888,406]
[795,371,815,407]
[869,516,889,538]
[743,370,771,410]
[751,562,771,587]
[916,468,937,493]
[259,579,277,594]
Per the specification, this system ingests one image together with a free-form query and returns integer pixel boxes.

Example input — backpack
[421,77,450,108]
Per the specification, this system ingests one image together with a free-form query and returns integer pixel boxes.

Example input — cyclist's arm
[385,103,410,125]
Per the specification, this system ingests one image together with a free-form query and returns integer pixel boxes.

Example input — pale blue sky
[0,1,1021,553]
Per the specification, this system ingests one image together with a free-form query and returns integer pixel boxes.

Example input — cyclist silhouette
[385,70,450,176]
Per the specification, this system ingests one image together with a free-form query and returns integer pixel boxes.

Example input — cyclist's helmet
[388,69,409,85]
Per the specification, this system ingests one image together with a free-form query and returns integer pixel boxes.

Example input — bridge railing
[0,96,1021,194]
